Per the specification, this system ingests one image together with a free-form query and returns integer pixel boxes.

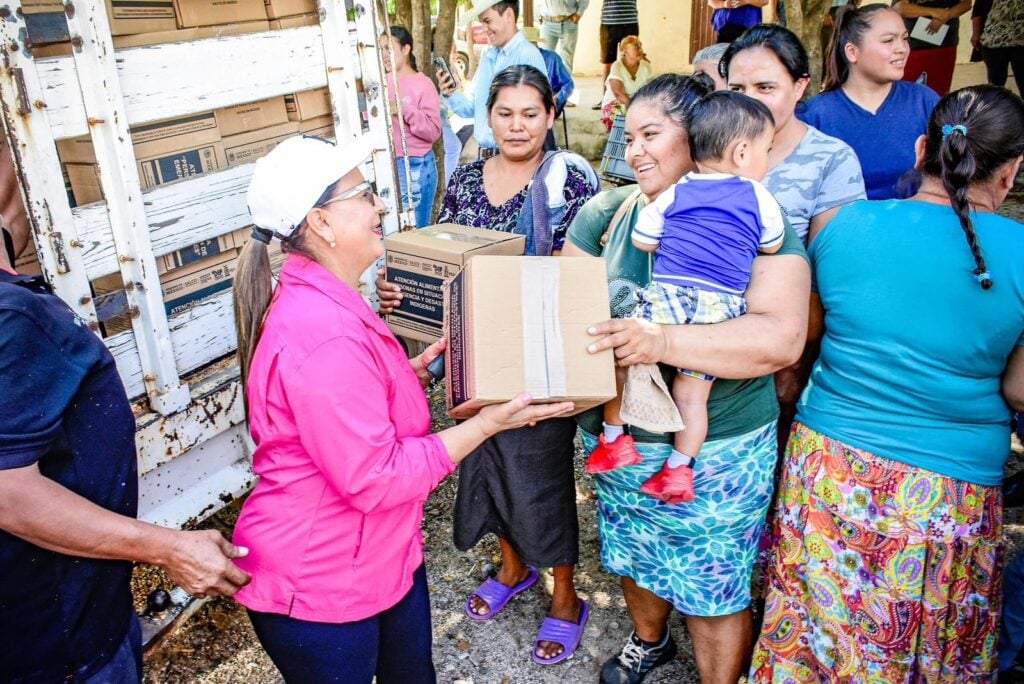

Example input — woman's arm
[402,78,443,145]
[893,1,946,19]
[587,252,811,379]
[609,78,630,106]
[1003,345,1024,412]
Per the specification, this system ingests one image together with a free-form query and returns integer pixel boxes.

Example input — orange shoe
[586,434,642,474]
[640,464,695,504]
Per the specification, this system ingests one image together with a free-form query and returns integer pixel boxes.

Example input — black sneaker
[599,630,677,684]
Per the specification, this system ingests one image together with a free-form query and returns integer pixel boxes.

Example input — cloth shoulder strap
[600,187,644,251]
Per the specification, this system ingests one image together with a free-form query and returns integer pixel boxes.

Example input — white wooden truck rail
[0,0,401,532]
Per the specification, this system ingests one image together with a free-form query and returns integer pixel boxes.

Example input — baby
[586,90,785,504]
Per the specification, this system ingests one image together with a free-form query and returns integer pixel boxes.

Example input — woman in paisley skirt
[751,86,1024,682]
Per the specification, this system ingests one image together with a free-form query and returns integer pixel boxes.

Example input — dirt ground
[142,174,1024,683]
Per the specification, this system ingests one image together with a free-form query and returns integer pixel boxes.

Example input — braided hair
[920,85,1024,290]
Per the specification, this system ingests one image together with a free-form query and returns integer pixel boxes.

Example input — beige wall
[568,2,975,77]
[572,0,695,76]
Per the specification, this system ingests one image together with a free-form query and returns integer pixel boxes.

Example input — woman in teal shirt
[753,85,1024,682]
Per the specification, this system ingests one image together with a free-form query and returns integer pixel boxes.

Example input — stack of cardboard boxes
[23,0,334,334]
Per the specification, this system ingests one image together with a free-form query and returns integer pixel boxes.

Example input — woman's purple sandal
[464,566,539,621]
[532,600,590,665]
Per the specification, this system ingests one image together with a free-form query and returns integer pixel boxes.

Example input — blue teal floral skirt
[582,422,777,617]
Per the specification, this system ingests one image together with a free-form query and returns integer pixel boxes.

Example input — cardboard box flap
[444,255,616,417]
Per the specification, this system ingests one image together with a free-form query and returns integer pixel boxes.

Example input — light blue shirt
[540,0,589,16]
[798,200,1024,486]
[445,31,546,151]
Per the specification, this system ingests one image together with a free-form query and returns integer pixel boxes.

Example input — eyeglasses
[318,181,376,208]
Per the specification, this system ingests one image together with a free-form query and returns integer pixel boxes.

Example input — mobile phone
[433,56,455,87]
[426,353,445,383]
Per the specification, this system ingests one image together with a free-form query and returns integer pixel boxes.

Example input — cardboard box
[286,88,331,121]
[222,121,299,166]
[22,0,63,15]
[215,96,289,137]
[173,0,266,28]
[91,247,239,337]
[297,114,334,140]
[67,163,103,205]
[111,19,269,47]
[106,0,178,35]
[384,224,525,343]
[264,0,315,19]
[57,112,226,191]
[31,41,72,58]
[269,12,318,29]
[157,227,250,271]
[443,255,616,418]
[14,242,42,275]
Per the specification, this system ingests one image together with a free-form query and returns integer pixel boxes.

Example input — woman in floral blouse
[972,0,1023,94]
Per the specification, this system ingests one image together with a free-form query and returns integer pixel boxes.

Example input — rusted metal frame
[0,2,98,326]
[63,0,189,414]
[135,365,244,477]
[351,0,403,236]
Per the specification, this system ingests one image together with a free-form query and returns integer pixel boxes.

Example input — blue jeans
[1001,552,1024,673]
[540,19,579,71]
[83,614,142,683]
[248,564,435,683]
[396,150,438,229]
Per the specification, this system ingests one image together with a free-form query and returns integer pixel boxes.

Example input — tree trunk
[394,0,412,30]
[430,0,459,222]
[786,0,830,94]
[411,0,432,80]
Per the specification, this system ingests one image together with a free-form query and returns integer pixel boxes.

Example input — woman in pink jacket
[229,136,573,683]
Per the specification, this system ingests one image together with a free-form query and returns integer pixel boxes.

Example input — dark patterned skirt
[453,417,579,568]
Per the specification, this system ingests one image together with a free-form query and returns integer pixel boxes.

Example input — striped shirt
[601,0,638,24]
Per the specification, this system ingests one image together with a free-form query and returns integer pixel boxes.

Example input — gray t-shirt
[764,125,866,243]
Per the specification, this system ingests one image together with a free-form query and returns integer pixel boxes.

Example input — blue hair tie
[975,270,991,284]
[942,123,968,139]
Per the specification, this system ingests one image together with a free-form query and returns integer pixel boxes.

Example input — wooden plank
[67,0,190,414]
[36,26,360,140]
[75,165,254,280]
[109,290,236,399]
[0,3,99,326]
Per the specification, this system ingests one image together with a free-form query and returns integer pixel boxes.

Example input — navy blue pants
[248,564,435,684]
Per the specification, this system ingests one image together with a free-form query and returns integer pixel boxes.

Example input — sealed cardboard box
[285,88,331,121]
[22,0,63,15]
[443,255,616,418]
[384,224,525,343]
[157,227,250,271]
[222,121,299,166]
[269,13,318,28]
[112,19,269,48]
[66,163,102,206]
[173,0,266,28]
[106,0,178,35]
[297,114,334,140]
[57,112,226,192]
[264,0,315,19]
[215,97,289,137]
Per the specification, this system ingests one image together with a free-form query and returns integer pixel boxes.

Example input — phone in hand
[433,56,456,91]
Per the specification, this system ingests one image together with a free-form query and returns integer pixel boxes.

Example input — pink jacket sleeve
[403,75,442,145]
[286,334,455,513]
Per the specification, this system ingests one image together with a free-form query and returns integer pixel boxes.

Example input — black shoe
[599,630,677,684]
[591,102,602,110]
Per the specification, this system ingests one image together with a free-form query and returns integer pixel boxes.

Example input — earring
[329,240,337,248]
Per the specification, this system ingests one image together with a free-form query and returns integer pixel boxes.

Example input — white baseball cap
[246,134,373,241]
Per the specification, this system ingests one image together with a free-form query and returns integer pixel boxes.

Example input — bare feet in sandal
[535,593,583,661]
[468,564,534,617]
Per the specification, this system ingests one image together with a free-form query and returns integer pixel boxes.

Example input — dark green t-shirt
[566,185,808,444]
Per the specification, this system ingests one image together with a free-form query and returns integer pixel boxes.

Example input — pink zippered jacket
[233,255,455,622]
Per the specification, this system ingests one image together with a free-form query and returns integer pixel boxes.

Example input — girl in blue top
[753,85,1024,682]
[799,4,939,200]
